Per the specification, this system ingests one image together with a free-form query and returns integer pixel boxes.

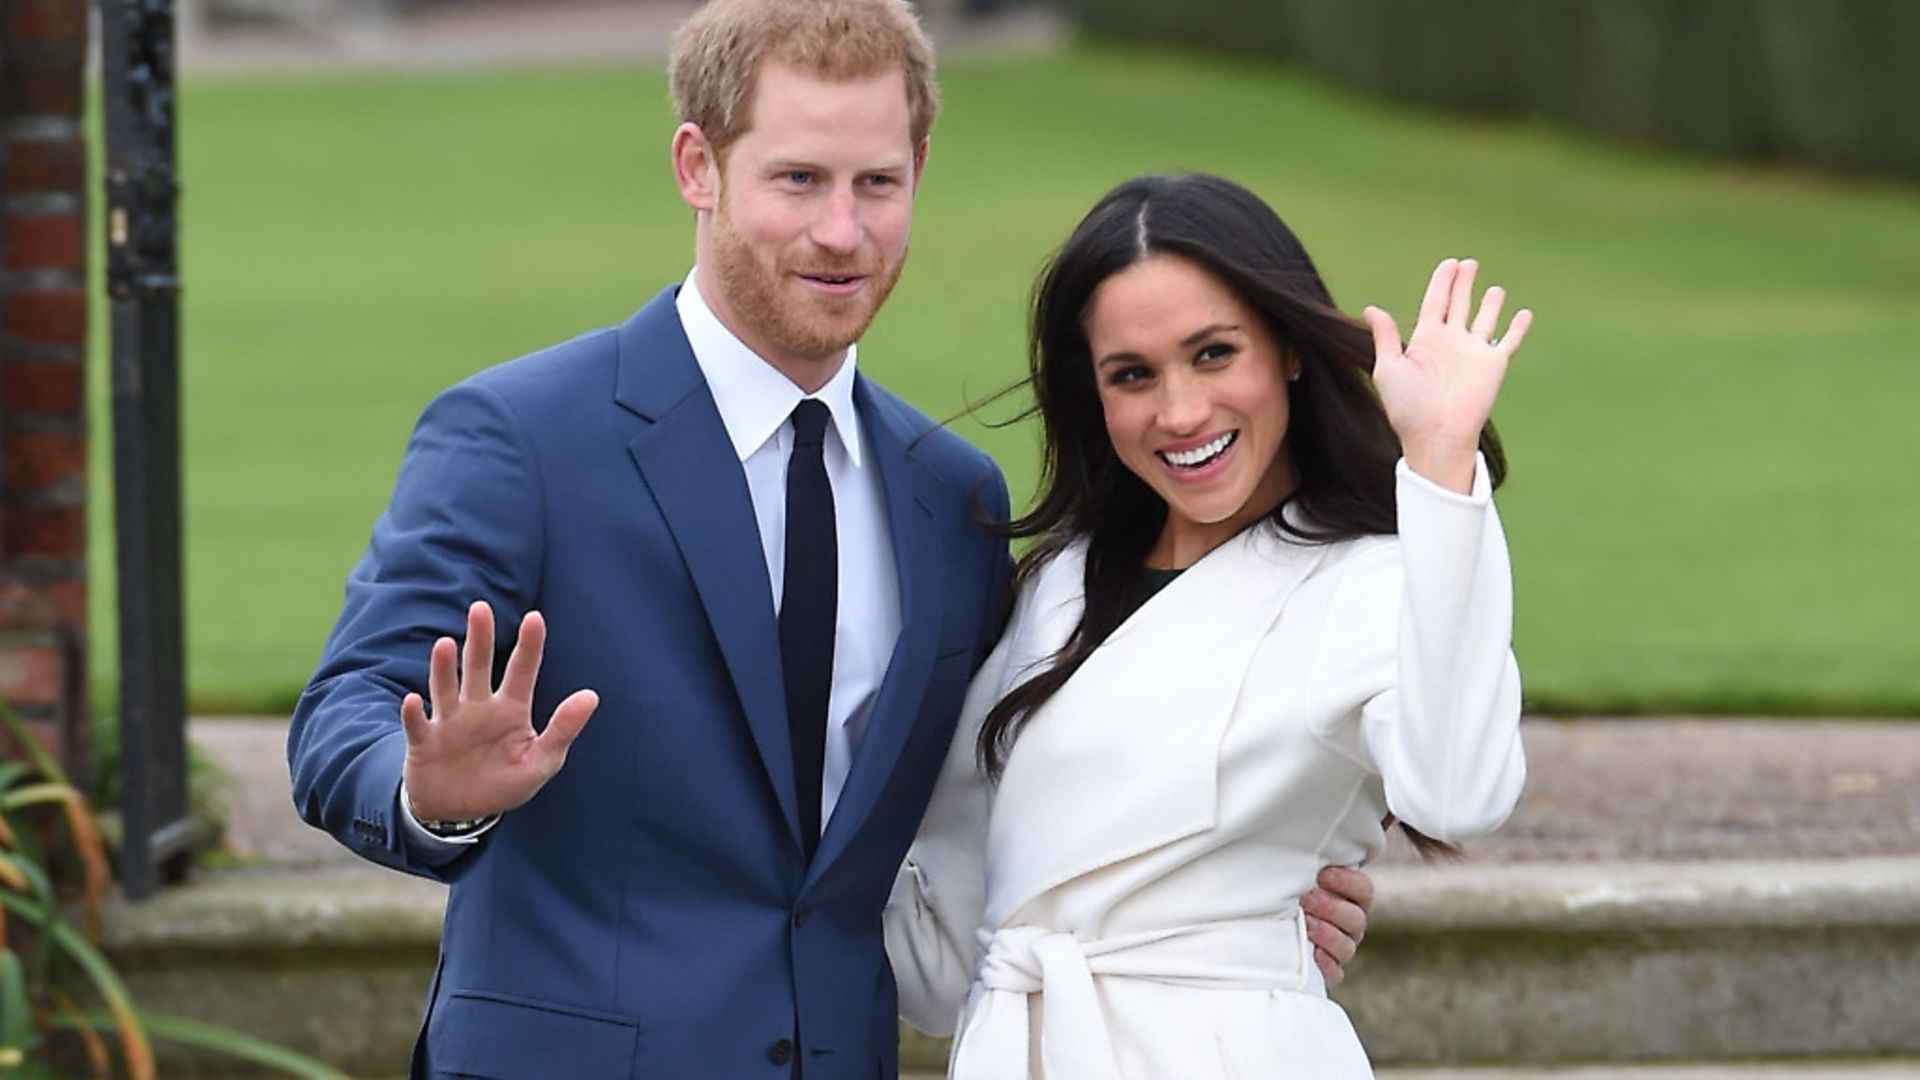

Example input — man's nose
[809,186,862,256]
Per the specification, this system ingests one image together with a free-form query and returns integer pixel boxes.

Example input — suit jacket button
[768,1037,794,1065]
[791,904,810,928]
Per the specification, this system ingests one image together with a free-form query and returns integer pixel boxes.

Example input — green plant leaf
[0,783,80,814]
[0,851,29,893]
[49,987,112,1078]
[1,853,57,992]
[0,1056,69,1078]
[56,1010,351,1080]
[0,892,155,1079]
[0,761,32,793]
[1,949,37,1057]
[0,706,65,788]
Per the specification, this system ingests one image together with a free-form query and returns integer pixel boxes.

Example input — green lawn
[87,45,1920,714]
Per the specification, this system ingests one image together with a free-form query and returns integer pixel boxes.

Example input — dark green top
[1131,565,1187,617]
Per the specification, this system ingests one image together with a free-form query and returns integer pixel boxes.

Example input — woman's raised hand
[1363,258,1532,494]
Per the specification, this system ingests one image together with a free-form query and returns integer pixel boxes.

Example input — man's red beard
[708,203,906,364]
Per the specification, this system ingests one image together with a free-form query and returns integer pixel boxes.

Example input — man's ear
[910,137,930,195]
[672,122,720,212]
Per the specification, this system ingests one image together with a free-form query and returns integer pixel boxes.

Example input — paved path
[209,716,1920,872]
[177,0,1069,79]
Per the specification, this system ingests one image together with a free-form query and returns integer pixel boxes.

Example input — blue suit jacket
[288,288,1012,1079]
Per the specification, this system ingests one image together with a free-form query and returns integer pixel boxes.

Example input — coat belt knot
[951,912,1318,1080]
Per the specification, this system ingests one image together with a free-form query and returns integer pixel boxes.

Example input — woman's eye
[1196,343,1236,364]
[1108,365,1151,386]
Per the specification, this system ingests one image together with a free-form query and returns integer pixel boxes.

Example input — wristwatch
[402,783,499,838]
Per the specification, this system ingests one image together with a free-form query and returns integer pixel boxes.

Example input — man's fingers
[1471,285,1506,341]
[535,689,600,764]
[1319,863,1377,914]
[1499,308,1535,357]
[501,610,547,700]
[1314,946,1345,989]
[1447,257,1478,326]
[427,636,460,718]
[1416,257,1457,328]
[1306,914,1358,966]
[1361,305,1403,369]
[400,692,431,745]
[1303,889,1367,954]
[461,600,495,699]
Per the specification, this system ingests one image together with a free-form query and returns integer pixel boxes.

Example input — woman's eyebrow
[1180,323,1239,347]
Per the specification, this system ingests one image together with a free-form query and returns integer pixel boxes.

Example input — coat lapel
[616,289,802,852]
[986,526,1329,926]
[808,378,944,882]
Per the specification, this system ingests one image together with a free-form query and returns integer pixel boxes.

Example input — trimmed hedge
[1059,0,1920,178]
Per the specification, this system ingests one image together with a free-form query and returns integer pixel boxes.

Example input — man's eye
[783,171,814,185]
[864,174,897,187]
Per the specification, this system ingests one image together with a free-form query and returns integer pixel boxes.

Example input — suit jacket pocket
[428,989,638,1079]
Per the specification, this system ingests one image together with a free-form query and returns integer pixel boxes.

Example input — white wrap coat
[885,457,1526,1079]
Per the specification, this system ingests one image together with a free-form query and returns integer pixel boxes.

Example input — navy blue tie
[780,399,835,861]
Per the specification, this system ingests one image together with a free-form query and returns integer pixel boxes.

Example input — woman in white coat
[886,174,1532,1078]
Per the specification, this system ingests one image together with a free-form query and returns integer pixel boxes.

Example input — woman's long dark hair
[980,174,1505,859]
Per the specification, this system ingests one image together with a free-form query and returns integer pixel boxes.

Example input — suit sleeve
[1338,453,1526,842]
[286,379,545,881]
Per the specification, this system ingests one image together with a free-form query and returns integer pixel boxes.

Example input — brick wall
[0,0,91,775]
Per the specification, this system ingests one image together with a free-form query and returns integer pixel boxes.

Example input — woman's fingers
[1416,257,1458,329]
[1472,285,1506,342]
[1498,308,1535,357]
[1361,305,1404,366]
[1447,258,1479,326]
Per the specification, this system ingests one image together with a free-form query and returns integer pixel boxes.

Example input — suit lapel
[616,289,802,852]
[808,379,944,882]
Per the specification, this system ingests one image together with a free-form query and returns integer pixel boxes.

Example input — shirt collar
[676,270,864,468]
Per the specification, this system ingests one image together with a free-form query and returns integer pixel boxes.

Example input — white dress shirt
[404,273,903,850]
[675,271,902,829]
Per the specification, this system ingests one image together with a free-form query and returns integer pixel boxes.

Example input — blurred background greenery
[86,29,1919,716]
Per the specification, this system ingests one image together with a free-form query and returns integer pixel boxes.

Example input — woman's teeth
[1159,432,1237,470]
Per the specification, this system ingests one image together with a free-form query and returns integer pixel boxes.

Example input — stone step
[368,1060,1920,1079]
[96,856,1920,1077]
[1374,1060,1920,1068]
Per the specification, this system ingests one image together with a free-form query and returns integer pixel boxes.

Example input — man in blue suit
[289,2,1372,1077]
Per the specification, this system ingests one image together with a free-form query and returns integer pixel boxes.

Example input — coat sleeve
[883,574,1036,1036]
[286,378,545,881]
[1336,454,1526,842]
